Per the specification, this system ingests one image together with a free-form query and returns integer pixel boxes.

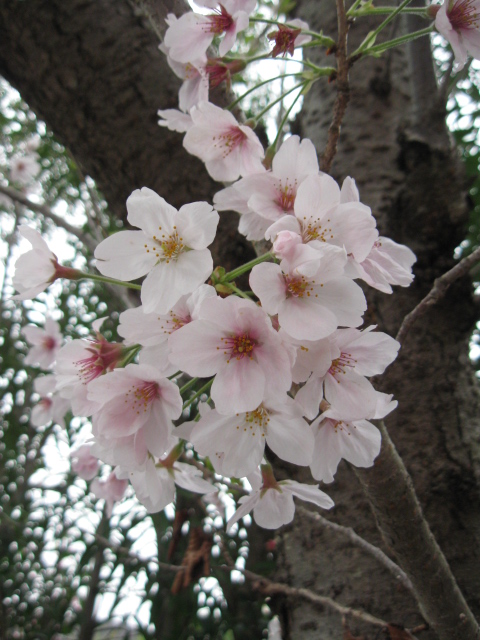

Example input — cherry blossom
[435,0,480,70]
[55,332,126,416]
[309,415,381,483]
[268,19,312,57]
[158,109,193,133]
[94,187,219,314]
[30,374,69,428]
[23,317,63,369]
[70,443,100,481]
[10,153,40,185]
[250,243,367,341]
[91,471,129,516]
[118,285,216,374]
[265,173,378,265]
[214,136,319,238]
[183,101,265,182]
[118,445,215,513]
[227,465,334,530]
[87,363,182,464]
[169,295,293,414]
[12,226,81,300]
[184,394,314,478]
[164,0,256,64]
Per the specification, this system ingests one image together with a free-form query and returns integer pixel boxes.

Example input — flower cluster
[13,3,418,531]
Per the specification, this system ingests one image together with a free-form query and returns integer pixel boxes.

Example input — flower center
[207,5,234,34]
[215,126,248,158]
[301,216,333,243]
[125,381,160,415]
[220,333,257,363]
[449,0,480,29]
[328,351,356,381]
[43,336,57,351]
[237,406,269,437]
[76,353,104,384]
[285,274,319,299]
[145,225,185,264]
[275,182,297,213]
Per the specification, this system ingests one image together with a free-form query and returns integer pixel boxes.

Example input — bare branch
[396,244,480,343]
[297,506,415,596]
[0,183,97,252]
[320,0,350,173]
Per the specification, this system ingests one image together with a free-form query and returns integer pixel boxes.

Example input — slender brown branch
[297,506,415,596]
[396,244,480,343]
[354,422,480,640]
[0,183,97,252]
[320,0,350,173]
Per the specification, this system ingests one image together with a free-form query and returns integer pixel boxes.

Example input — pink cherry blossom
[30,374,70,428]
[119,446,215,513]
[168,295,293,414]
[250,243,367,341]
[10,153,40,185]
[23,317,63,369]
[91,471,129,516]
[266,173,378,265]
[435,0,480,70]
[185,394,314,478]
[12,226,80,300]
[227,465,334,530]
[118,285,216,375]
[94,187,219,314]
[346,236,416,294]
[70,443,100,481]
[55,334,126,416]
[309,416,381,483]
[87,364,182,464]
[213,136,318,238]
[164,0,256,64]
[183,102,265,182]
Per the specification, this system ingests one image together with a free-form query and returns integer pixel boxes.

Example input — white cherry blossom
[91,471,129,516]
[70,443,100,481]
[94,187,219,314]
[23,317,63,369]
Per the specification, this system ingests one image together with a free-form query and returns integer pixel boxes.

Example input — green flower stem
[249,16,334,43]
[179,377,199,395]
[242,54,327,73]
[182,379,214,410]
[78,271,142,290]
[254,82,306,122]
[222,252,274,282]
[227,283,252,299]
[348,0,365,14]
[362,25,434,55]
[272,86,306,151]
[349,6,428,15]
[352,0,414,55]
[227,73,302,111]
[119,345,141,367]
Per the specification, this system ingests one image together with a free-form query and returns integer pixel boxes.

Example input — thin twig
[0,183,96,252]
[297,506,415,595]
[218,564,390,629]
[321,0,350,173]
[396,244,480,343]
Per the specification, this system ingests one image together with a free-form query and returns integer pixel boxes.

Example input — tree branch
[297,506,415,596]
[396,244,480,344]
[0,183,97,252]
[354,422,480,640]
[320,0,350,173]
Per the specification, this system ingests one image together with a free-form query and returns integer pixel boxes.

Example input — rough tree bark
[1,1,480,639]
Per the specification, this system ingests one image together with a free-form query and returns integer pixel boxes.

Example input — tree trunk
[276,1,480,638]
